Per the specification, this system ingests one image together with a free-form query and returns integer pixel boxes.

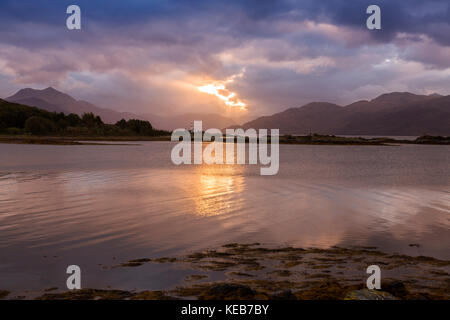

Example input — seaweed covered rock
[0,290,10,299]
[345,289,396,300]
[199,284,255,300]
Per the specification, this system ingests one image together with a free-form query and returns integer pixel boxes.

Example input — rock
[345,289,396,300]
[0,290,10,299]
[382,280,409,298]
[131,290,178,300]
[199,284,255,300]
[271,290,297,300]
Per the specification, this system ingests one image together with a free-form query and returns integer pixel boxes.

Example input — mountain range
[5,87,237,131]
[5,88,450,135]
[237,92,450,135]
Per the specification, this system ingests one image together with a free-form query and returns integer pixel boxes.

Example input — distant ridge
[234,92,450,136]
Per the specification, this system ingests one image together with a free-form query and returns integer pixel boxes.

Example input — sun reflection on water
[190,165,245,217]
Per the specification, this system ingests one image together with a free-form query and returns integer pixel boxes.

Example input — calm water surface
[0,142,449,295]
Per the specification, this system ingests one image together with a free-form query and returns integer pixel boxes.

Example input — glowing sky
[0,0,449,119]
[197,70,246,110]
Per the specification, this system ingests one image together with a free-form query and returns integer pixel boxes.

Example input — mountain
[6,87,138,124]
[340,95,450,135]
[236,92,450,135]
[242,102,349,134]
[345,92,439,113]
[5,87,237,130]
[7,96,67,114]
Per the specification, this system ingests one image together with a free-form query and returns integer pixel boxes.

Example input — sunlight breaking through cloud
[197,70,246,110]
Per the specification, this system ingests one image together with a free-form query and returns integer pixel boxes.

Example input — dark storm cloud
[0,0,446,42]
[0,0,449,116]
[1,0,449,52]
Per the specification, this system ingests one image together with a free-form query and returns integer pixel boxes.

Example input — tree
[66,113,81,126]
[24,116,56,135]
[115,119,127,129]
[114,119,153,134]
[82,112,104,127]
[128,119,153,134]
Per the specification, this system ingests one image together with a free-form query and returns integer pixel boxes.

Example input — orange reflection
[191,165,245,216]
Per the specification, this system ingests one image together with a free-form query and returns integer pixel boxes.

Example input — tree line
[0,99,169,136]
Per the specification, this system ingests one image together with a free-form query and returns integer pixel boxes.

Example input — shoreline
[1,134,449,146]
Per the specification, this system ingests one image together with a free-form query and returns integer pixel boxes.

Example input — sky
[0,0,449,120]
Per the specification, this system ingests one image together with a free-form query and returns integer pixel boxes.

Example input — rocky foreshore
[12,243,447,300]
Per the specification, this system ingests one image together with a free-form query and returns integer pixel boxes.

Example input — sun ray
[197,70,247,110]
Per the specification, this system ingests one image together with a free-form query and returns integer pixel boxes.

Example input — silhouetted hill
[340,95,450,135]
[8,97,66,114]
[237,92,450,135]
[346,92,438,113]
[243,102,348,134]
[6,87,138,124]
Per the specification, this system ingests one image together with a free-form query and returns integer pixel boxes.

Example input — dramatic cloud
[0,0,449,119]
